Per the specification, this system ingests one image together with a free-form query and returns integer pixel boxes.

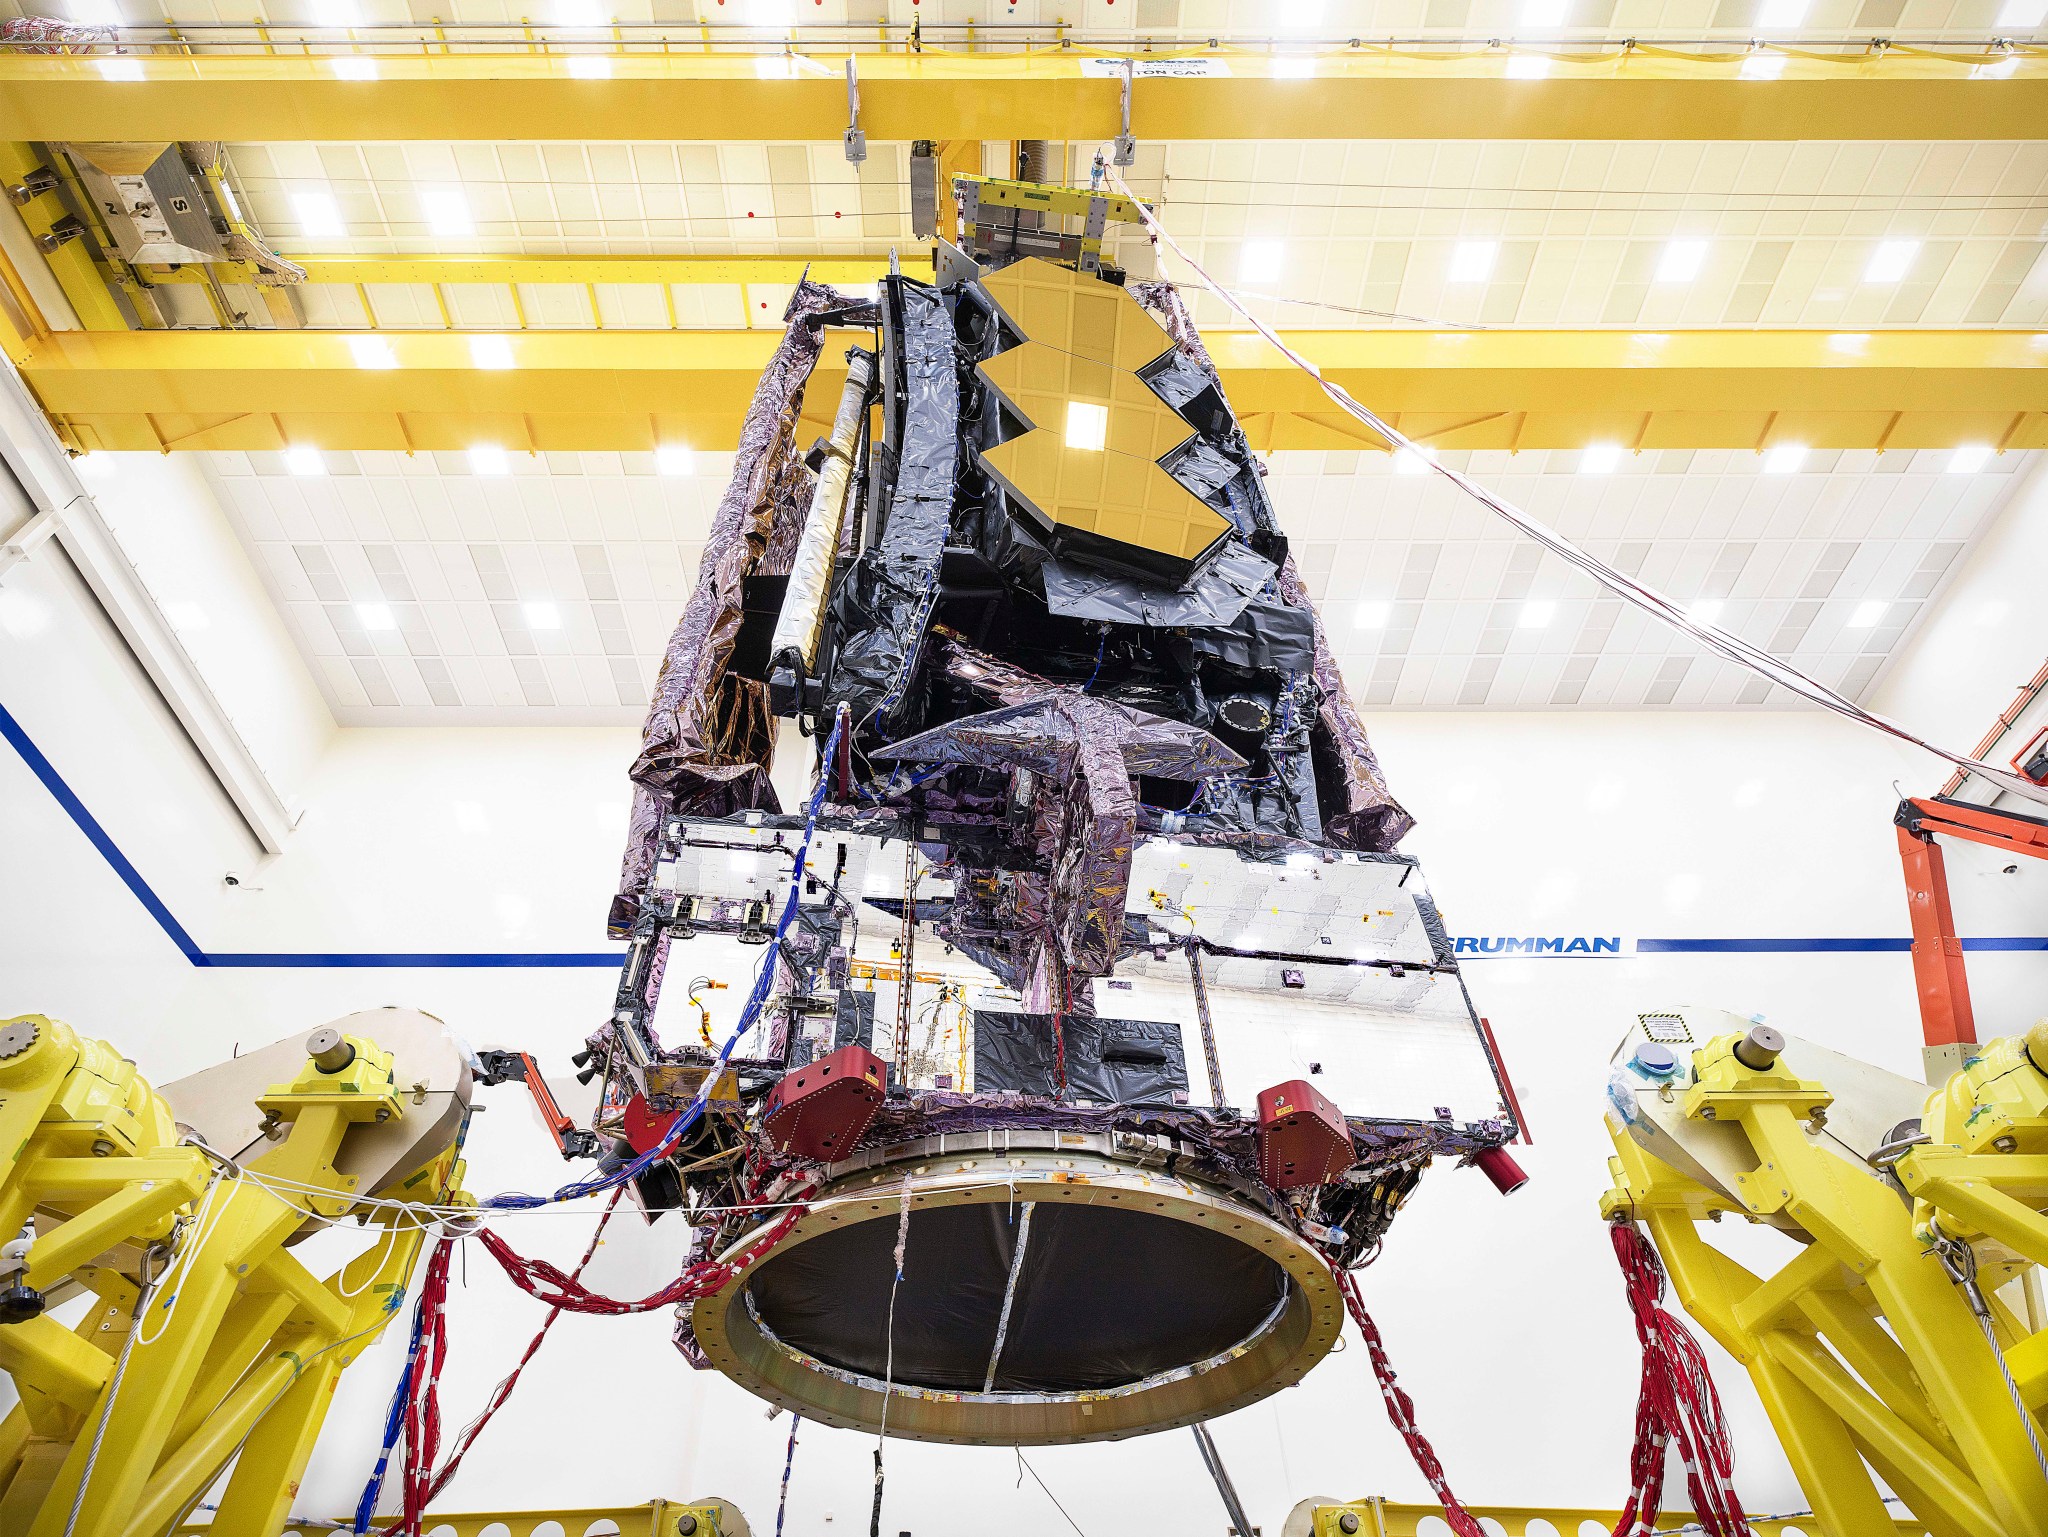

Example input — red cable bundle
[474,1196,810,1315]
[1333,1268,1487,1537]
[381,1191,624,1531]
[1608,1220,1751,1537]
[395,1236,455,1537]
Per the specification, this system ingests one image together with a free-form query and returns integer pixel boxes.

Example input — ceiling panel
[203,443,2033,722]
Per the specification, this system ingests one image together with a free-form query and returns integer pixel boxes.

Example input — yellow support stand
[1602,1015,2048,1536]
[1294,1497,1926,1537]
[0,1012,468,1537]
[170,1498,748,1537]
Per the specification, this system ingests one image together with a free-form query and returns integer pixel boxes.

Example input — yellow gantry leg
[1603,1019,2048,1537]
[0,1013,467,1537]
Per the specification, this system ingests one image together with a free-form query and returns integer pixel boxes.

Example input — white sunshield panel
[1126,839,1438,965]
[1104,971,1506,1125]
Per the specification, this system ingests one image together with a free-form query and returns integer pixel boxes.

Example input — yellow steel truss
[8,324,2042,456]
[0,47,2040,143]
[1602,1024,2048,1537]
[1303,1497,1925,1536]
[0,1013,466,1537]
[169,1498,745,1537]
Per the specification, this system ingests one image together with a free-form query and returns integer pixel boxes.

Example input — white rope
[1103,160,2048,812]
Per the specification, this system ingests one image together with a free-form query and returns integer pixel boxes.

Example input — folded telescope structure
[586,178,1521,1445]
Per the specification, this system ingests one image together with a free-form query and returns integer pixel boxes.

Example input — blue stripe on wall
[0,698,207,964]
[7,696,2046,970]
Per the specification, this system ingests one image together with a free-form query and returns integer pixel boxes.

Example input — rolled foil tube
[769,349,877,674]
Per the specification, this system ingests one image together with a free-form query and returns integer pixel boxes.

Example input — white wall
[5,460,2048,1531]
[1874,451,2048,758]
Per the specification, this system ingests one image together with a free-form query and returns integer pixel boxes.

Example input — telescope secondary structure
[581,178,1523,1445]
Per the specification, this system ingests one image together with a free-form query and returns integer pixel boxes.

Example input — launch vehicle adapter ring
[689,1128,1344,1444]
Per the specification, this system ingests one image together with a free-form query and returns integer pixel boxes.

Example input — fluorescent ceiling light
[356,601,395,631]
[96,58,144,80]
[1656,239,1708,283]
[1504,55,1552,79]
[1279,0,1326,25]
[1740,54,1786,79]
[1947,443,1992,473]
[1864,239,1920,284]
[1271,55,1317,78]
[1521,0,1569,25]
[421,186,473,238]
[1392,444,1437,475]
[1240,239,1285,284]
[1762,443,1807,474]
[1447,240,1498,283]
[523,600,562,630]
[1756,0,1807,24]
[67,0,120,21]
[1689,599,1725,625]
[748,0,796,19]
[331,57,379,80]
[310,0,361,25]
[1519,599,1557,629]
[163,602,210,632]
[1995,0,2045,25]
[1579,442,1622,474]
[468,444,510,475]
[469,334,516,370]
[655,444,695,476]
[567,55,612,79]
[552,0,603,23]
[283,444,326,476]
[1847,599,1888,628]
[291,189,346,239]
[1353,600,1390,628]
[347,335,399,370]
[1064,401,1109,452]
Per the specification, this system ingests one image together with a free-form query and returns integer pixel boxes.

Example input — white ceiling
[204,442,2032,722]
[27,2,2043,724]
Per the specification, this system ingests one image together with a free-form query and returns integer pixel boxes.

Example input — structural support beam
[0,356,298,853]
[284,254,910,288]
[0,49,2041,143]
[11,325,2045,455]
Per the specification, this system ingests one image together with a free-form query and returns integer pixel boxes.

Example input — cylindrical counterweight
[768,348,877,696]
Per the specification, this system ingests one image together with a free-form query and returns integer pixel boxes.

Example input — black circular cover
[743,1201,1289,1393]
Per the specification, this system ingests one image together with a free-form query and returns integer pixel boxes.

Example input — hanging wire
[1104,159,2048,812]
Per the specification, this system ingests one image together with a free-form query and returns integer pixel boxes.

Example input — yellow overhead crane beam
[9,324,2044,456]
[285,254,908,288]
[0,46,2041,143]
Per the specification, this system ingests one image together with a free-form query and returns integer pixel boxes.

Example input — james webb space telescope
[576,177,1523,1445]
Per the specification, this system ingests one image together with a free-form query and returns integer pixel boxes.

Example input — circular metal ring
[689,1134,1343,1445]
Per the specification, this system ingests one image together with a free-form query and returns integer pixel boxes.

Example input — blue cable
[774,1413,803,1537]
[351,1283,429,1532]
[482,714,847,1212]
[1082,627,1108,693]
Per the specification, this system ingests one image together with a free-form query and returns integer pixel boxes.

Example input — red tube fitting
[1474,1146,1529,1195]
